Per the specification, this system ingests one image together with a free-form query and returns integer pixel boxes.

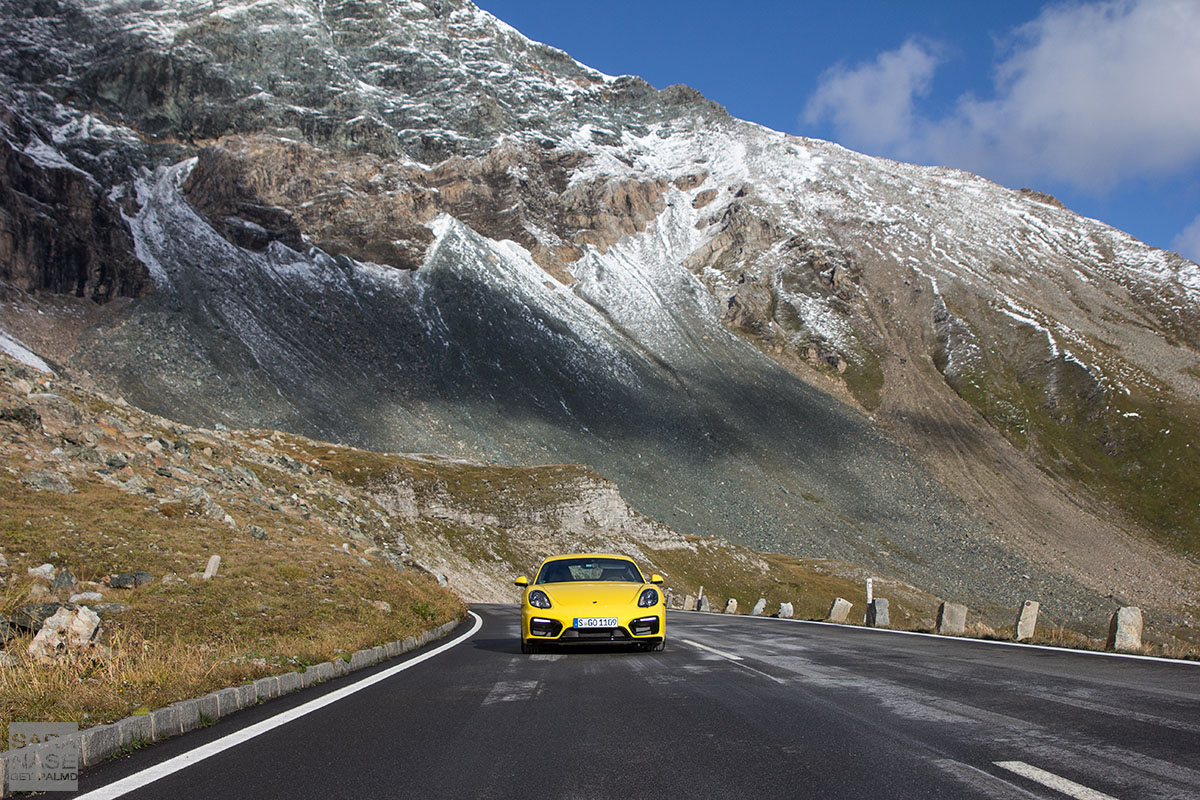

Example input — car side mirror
[514,576,529,587]
[650,574,664,585]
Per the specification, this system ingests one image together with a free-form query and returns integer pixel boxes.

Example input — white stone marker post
[203,554,221,580]
[936,602,967,636]
[1106,607,1143,652]
[826,597,853,624]
[1015,600,1039,641]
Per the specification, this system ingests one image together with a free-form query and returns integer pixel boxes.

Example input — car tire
[521,640,537,654]
[653,639,665,652]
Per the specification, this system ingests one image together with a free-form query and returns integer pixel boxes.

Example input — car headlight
[638,588,659,608]
[528,589,552,609]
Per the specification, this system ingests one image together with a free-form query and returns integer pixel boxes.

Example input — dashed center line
[680,638,743,661]
[995,760,1120,800]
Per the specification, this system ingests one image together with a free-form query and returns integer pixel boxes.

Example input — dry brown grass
[0,418,464,743]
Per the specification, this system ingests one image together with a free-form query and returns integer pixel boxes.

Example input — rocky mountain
[1,0,1197,635]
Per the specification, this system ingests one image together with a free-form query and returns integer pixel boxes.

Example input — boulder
[723,598,738,615]
[69,592,104,603]
[203,555,221,579]
[826,597,853,624]
[20,469,76,493]
[697,595,713,613]
[750,598,766,616]
[1106,607,1143,652]
[936,602,967,636]
[778,602,794,619]
[10,602,72,631]
[28,605,102,663]
[248,525,269,540]
[51,569,77,593]
[683,593,697,611]
[28,563,57,581]
[25,393,84,440]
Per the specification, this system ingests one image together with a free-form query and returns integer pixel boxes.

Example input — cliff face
[0,98,148,301]
[1,0,1198,628]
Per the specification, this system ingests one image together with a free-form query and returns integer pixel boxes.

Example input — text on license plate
[574,617,619,628]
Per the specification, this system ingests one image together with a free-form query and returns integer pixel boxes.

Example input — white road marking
[75,612,484,800]
[482,679,539,705]
[680,638,743,661]
[994,760,1120,800]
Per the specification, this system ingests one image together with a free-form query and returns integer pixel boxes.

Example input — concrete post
[936,602,967,635]
[778,602,793,619]
[866,598,889,628]
[1015,600,1039,641]
[202,555,221,580]
[750,598,766,616]
[1106,607,1143,652]
[826,597,852,623]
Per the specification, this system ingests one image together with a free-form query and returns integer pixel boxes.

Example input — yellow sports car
[514,553,666,653]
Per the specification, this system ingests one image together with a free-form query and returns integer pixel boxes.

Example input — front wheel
[520,640,538,654]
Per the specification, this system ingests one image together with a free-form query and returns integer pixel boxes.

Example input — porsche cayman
[514,554,666,653]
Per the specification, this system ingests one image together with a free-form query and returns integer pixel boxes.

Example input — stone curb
[0,617,463,798]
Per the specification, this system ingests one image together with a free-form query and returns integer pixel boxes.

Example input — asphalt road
[76,605,1200,799]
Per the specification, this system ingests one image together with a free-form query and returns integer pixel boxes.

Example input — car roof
[537,553,637,565]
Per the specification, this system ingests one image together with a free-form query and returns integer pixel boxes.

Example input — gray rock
[20,469,76,493]
[697,595,713,613]
[28,605,102,663]
[866,598,890,628]
[10,602,71,631]
[50,569,77,592]
[28,563,57,581]
[69,592,104,603]
[89,602,131,618]
[132,570,153,587]
[936,602,967,635]
[109,572,137,588]
[203,555,221,579]
[683,593,697,611]
[778,602,794,619]
[1015,600,1040,641]
[248,525,269,540]
[0,613,11,643]
[826,597,853,623]
[723,598,738,615]
[1106,607,1143,652]
[750,598,766,616]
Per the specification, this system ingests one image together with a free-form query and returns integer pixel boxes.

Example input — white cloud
[804,0,1200,193]
[803,39,941,154]
[1174,214,1200,264]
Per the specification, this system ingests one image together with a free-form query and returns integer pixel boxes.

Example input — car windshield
[536,557,644,584]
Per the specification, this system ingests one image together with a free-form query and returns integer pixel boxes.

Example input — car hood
[539,581,646,607]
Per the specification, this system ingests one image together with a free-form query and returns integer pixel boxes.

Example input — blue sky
[474,0,1200,264]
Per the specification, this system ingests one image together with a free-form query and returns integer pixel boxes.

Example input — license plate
[574,617,619,629]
